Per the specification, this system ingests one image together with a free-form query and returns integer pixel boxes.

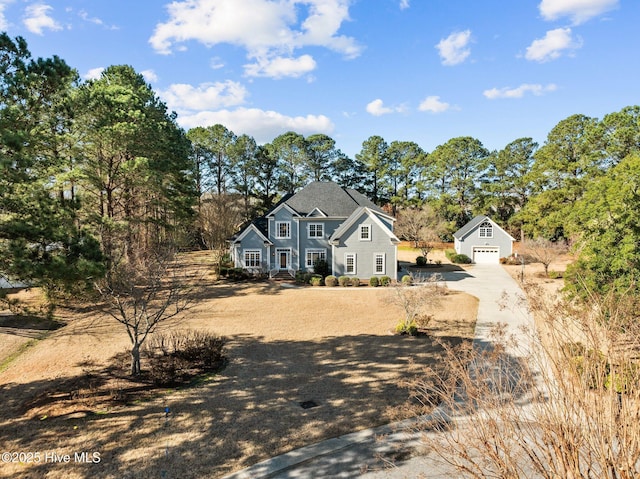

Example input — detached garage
[453,216,515,264]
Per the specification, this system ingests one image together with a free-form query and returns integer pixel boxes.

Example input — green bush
[350,277,360,287]
[452,254,472,264]
[548,270,562,279]
[338,275,350,287]
[325,275,338,287]
[401,274,413,284]
[395,319,418,336]
[313,259,330,278]
[369,276,379,287]
[379,276,391,286]
[310,275,323,286]
[445,249,456,260]
[416,256,427,266]
[295,271,314,284]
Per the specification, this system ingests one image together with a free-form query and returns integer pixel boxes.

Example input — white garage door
[473,247,500,264]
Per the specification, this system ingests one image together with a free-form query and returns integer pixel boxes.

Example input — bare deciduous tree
[521,237,568,276]
[96,250,191,376]
[198,193,244,274]
[395,205,449,261]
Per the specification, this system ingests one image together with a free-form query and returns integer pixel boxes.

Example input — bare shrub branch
[387,277,446,334]
[406,285,640,478]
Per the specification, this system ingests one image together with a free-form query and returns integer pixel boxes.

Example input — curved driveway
[223,264,536,479]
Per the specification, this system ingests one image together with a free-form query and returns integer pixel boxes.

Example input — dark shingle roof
[282,181,381,217]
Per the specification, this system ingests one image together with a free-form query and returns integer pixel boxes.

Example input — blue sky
[1,0,637,158]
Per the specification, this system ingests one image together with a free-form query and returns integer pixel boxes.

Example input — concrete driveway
[437,264,535,356]
[223,264,537,479]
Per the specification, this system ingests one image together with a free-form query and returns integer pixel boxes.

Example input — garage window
[478,221,493,238]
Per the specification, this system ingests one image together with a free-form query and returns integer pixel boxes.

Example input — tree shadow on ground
[0,330,536,479]
[0,314,64,338]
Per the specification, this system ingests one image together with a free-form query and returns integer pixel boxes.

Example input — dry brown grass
[0,251,477,479]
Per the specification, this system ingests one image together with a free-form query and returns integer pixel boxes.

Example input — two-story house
[230,181,400,279]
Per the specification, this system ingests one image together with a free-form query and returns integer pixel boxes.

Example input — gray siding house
[230,182,400,279]
[453,215,515,263]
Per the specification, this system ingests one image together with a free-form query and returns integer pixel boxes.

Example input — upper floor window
[478,221,493,238]
[359,224,371,241]
[308,223,324,238]
[276,221,291,239]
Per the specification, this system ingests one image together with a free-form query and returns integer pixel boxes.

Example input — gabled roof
[230,222,272,245]
[329,207,400,245]
[282,181,382,217]
[453,215,516,241]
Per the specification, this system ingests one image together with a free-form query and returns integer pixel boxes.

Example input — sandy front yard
[0,252,477,478]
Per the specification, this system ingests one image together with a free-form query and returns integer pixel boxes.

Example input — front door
[277,249,290,270]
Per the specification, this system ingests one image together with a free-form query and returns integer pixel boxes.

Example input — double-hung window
[275,221,291,239]
[345,253,356,274]
[359,224,371,241]
[244,250,261,268]
[374,253,385,274]
[478,221,493,238]
[306,249,326,268]
[308,223,324,238]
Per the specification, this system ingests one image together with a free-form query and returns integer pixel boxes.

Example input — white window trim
[359,224,372,241]
[305,248,327,268]
[374,253,385,275]
[275,221,291,239]
[308,223,324,239]
[243,249,262,268]
[478,221,493,239]
[345,253,356,275]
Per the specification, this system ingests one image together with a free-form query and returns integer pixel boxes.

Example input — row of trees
[190,109,640,239]
[0,34,197,296]
[1,33,639,301]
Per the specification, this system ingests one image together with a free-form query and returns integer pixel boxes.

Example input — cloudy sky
[1,0,637,157]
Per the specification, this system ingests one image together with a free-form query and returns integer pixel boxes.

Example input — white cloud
[483,83,558,99]
[78,9,102,25]
[366,99,406,116]
[160,81,248,112]
[23,3,62,35]
[525,27,582,62]
[418,96,451,113]
[436,30,472,66]
[78,8,118,30]
[399,0,410,10]
[0,1,13,31]
[243,54,317,79]
[210,57,225,70]
[141,70,159,83]
[83,67,104,80]
[177,107,334,144]
[539,0,618,24]
[149,0,361,79]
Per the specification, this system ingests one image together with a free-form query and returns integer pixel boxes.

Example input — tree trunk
[131,344,141,376]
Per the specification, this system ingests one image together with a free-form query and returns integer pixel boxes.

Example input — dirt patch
[0,251,477,479]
